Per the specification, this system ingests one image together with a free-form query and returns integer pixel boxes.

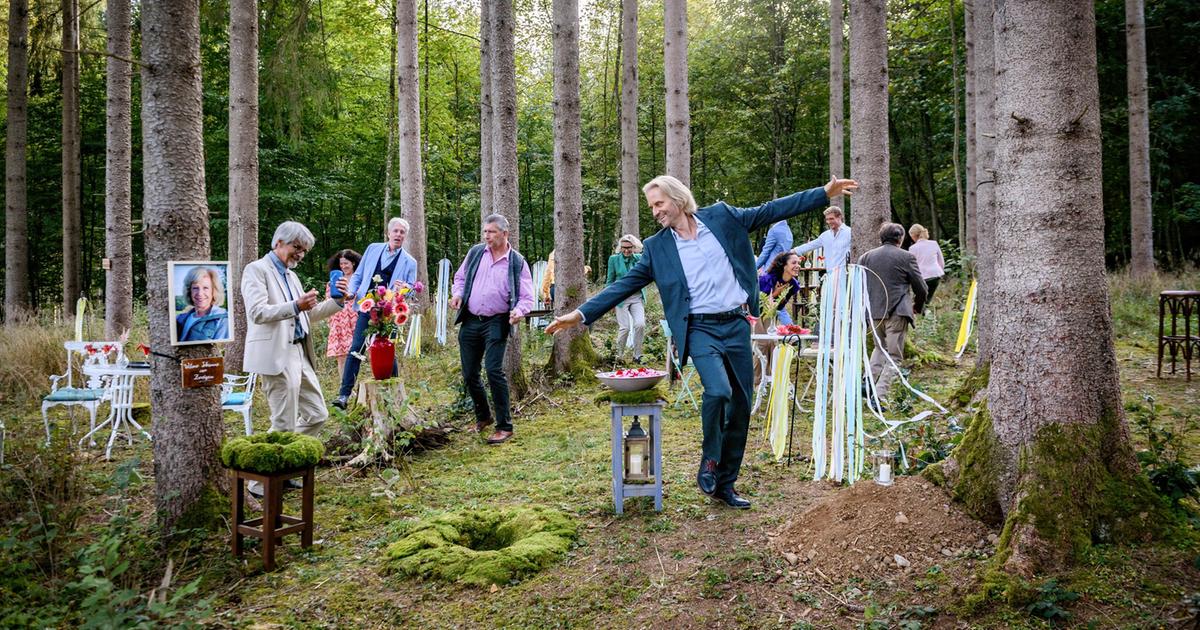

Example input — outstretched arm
[736,177,858,232]
[547,250,654,334]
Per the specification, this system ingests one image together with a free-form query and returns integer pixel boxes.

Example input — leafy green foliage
[1130,396,1200,510]
[1024,579,1080,623]
[219,431,325,473]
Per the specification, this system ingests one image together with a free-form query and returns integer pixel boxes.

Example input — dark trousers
[337,311,398,398]
[458,314,513,431]
[687,317,754,491]
[925,276,941,303]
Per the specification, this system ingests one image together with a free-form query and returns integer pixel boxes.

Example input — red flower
[138,343,150,355]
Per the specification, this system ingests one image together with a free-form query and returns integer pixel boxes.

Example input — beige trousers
[260,343,328,437]
[868,316,909,400]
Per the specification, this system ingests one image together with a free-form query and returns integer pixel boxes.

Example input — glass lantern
[873,449,894,486]
[623,418,652,483]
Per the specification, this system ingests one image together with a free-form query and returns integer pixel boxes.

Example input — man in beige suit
[242,221,348,447]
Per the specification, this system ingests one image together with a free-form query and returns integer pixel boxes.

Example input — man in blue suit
[331,217,418,409]
[755,219,794,272]
[547,175,857,508]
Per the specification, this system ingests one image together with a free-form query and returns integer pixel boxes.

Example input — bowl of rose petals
[774,324,812,336]
[596,367,668,392]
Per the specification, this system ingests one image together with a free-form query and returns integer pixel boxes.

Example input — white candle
[878,463,893,485]
[629,446,644,476]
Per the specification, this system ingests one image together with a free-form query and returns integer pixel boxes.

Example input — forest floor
[2,272,1198,628]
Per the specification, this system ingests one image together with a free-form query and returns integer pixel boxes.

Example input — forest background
[1,0,1198,308]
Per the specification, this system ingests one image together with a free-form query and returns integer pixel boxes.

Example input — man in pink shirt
[450,214,535,444]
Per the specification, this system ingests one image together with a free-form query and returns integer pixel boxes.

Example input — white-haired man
[242,221,348,493]
[332,217,418,409]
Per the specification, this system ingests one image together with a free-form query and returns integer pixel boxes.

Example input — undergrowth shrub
[0,318,73,400]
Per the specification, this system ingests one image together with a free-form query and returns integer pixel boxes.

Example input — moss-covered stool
[221,432,324,571]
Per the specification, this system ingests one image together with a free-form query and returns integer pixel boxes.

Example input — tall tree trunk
[949,0,1159,574]
[973,0,997,364]
[5,0,31,320]
[226,0,259,374]
[619,0,639,237]
[663,0,689,185]
[62,0,82,316]
[491,0,527,398]
[949,0,965,250]
[550,0,593,375]
[383,8,396,227]
[397,0,428,290]
[829,0,845,210]
[142,0,225,536]
[479,0,493,221]
[104,0,133,340]
[848,0,891,259]
[964,0,977,258]
[624,0,643,238]
[1126,0,1153,277]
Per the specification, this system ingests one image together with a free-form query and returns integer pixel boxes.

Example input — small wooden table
[610,402,664,515]
[230,466,314,571]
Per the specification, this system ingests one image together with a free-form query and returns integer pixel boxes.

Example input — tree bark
[479,0,493,222]
[490,0,527,398]
[397,0,428,290]
[949,0,965,250]
[226,0,259,374]
[964,0,977,258]
[954,0,1157,573]
[549,0,594,376]
[104,0,133,340]
[663,0,689,186]
[383,8,396,228]
[62,0,82,316]
[1126,0,1154,277]
[619,0,639,237]
[973,0,997,364]
[142,0,225,536]
[848,0,891,260]
[5,0,31,320]
[829,0,845,210]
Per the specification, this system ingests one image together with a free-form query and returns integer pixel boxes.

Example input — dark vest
[371,248,402,287]
[456,244,526,324]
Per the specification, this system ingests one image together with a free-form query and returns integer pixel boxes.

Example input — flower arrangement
[357,275,425,341]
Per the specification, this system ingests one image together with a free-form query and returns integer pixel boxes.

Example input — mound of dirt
[772,476,996,581]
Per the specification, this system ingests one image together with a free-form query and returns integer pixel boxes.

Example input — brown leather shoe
[486,430,513,445]
[470,418,494,433]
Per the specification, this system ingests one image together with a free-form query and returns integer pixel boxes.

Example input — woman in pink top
[907,224,945,302]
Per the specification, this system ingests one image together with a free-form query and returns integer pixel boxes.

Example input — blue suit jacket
[579,187,828,365]
[349,243,418,300]
[755,220,795,269]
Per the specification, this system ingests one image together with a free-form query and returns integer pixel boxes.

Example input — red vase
[368,337,395,380]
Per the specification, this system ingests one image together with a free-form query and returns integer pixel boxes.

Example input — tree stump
[344,376,442,467]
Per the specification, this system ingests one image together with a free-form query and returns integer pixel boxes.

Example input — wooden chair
[221,373,258,435]
[1158,290,1200,381]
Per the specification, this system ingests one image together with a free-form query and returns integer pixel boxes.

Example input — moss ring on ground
[381,506,579,586]
[219,431,325,473]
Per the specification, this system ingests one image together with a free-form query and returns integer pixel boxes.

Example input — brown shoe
[486,430,513,445]
[470,418,494,434]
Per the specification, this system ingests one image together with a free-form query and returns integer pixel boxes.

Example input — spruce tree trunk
[491,0,527,398]
[829,0,845,210]
[973,0,997,363]
[964,0,977,258]
[62,0,82,317]
[397,0,428,291]
[142,0,225,536]
[5,0,31,320]
[550,0,594,376]
[1126,0,1154,277]
[948,0,1158,573]
[848,0,891,259]
[383,10,396,227]
[949,0,965,250]
[226,0,259,375]
[619,0,639,237]
[663,0,689,186]
[104,0,133,340]
[479,0,493,221]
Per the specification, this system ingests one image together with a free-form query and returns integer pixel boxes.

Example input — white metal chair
[42,344,114,444]
[660,320,699,411]
[221,373,258,435]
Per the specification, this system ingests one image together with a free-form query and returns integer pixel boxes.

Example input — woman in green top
[607,235,646,362]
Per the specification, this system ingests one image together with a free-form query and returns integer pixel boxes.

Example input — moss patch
[593,387,667,406]
[950,405,1003,525]
[950,361,990,410]
[219,432,324,473]
[903,337,953,368]
[381,506,578,586]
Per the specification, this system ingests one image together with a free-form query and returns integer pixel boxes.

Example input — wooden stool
[1157,290,1200,381]
[230,466,314,571]
[610,402,664,515]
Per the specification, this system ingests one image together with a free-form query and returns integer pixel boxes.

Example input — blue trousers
[686,316,754,491]
[337,311,398,398]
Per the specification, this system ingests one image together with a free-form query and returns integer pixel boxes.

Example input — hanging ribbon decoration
[405,314,423,357]
[74,297,88,342]
[764,343,796,461]
[955,278,978,359]
[435,258,451,346]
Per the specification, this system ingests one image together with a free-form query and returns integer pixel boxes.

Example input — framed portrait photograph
[168,261,234,346]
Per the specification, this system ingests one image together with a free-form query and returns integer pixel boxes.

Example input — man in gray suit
[858,223,927,402]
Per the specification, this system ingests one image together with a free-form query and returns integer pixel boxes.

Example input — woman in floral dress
[326,249,362,374]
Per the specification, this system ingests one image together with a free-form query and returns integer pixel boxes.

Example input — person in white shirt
[907,223,946,303]
[792,207,852,271]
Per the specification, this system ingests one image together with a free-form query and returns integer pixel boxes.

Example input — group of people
[234,171,949,508]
